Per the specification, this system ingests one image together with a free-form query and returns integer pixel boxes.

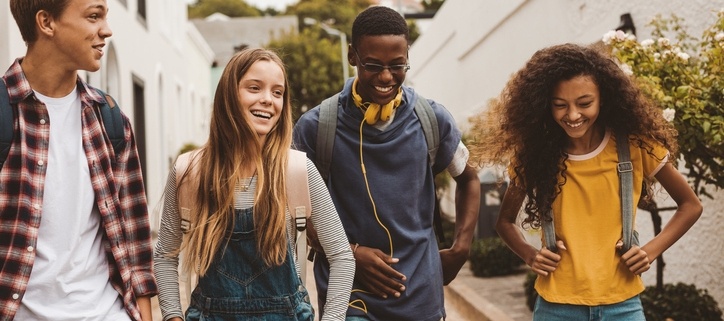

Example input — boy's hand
[354,246,407,299]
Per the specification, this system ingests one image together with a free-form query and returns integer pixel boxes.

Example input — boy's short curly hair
[351,6,409,48]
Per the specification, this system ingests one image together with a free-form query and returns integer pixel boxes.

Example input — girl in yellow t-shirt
[468,43,702,320]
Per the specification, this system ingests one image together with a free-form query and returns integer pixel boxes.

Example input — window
[137,0,147,26]
[132,75,148,187]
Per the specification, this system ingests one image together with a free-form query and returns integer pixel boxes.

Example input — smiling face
[350,34,409,106]
[238,59,285,144]
[551,75,602,144]
[48,0,112,72]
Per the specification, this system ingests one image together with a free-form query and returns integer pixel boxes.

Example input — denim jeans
[533,295,645,321]
[185,207,315,321]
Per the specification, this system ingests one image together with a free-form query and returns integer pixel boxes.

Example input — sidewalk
[445,262,533,321]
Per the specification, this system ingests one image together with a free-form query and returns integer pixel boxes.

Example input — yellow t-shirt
[535,130,668,305]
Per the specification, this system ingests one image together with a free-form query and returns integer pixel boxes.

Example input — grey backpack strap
[615,131,637,253]
[543,132,636,254]
[542,211,558,252]
[316,93,340,181]
[413,95,439,168]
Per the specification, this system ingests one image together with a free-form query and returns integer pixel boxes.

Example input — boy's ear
[36,10,55,38]
[347,44,357,67]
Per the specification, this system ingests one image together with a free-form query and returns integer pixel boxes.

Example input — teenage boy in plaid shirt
[0,1,157,320]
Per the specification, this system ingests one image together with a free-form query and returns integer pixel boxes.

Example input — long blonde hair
[179,48,293,276]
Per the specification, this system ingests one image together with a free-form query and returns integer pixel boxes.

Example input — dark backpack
[316,92,447,243]
[0,78,125,171]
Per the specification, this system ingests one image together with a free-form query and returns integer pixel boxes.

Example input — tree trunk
[638,198,665,288]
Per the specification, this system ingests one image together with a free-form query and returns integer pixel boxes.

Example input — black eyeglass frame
[352,47,411,74]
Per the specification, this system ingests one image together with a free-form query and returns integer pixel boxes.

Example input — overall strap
[615,131,637,252]
[0,79,13,171]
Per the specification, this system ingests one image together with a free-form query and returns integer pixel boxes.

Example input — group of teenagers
[0,0,703,321]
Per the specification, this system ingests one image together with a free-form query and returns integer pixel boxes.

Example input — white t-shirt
[14,89,130,321]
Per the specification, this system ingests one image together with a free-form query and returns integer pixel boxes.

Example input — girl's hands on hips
[530,240,566,276]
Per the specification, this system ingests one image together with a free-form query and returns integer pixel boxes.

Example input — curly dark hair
[468,43,677,229]
[351,5,409,48]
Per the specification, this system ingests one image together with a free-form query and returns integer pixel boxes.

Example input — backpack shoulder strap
[542,131,637,254]
[173,150,201,306]
[287,149,312,226]
[287,149,312,284]
[93,88,125,158]
[412,94,440,168]
[175,150,201,233]
[615,131,637,253]
[316,93,340,181]
[412,94,446,242]
[0,79,13,172]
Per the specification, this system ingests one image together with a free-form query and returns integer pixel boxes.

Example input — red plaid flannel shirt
[0,59,157,321]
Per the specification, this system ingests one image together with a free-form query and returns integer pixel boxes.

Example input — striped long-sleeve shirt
[154,157,354,321]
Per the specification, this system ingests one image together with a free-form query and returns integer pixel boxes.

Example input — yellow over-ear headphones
[351,78,403,125]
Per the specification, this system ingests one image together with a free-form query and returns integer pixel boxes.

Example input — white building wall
[409,0,724,310]
[1,0,214,233]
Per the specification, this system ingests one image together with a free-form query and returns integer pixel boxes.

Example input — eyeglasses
[352,47,410,74]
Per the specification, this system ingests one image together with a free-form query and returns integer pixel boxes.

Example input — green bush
[469,237,523,277]
[641,283,723,321]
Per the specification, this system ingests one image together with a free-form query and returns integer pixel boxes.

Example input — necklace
[240,170,257,192]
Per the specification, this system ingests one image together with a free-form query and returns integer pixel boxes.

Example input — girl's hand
[530,240,566,276]
[617,241,651,275]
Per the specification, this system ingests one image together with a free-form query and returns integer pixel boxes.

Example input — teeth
[251,111,271,119]
[375,86,393,93]
[564,120,584,128]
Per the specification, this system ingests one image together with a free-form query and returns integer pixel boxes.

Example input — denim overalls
[185,207,315,321]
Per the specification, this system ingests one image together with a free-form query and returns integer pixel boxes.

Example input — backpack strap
[615,131,637,253]
[173,150,202,307]
[413,95,439,169]
[0,83,124,171]
[316,93,340,181]
[541,131,637,253]
[287,149,312,284]
[315,92,446,243]
[413,94,445,243]
[316,93,440,177]
[93,88,125,159]
[0,79,13,172]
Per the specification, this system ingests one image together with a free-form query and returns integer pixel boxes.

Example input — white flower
[615,30,628,41]
[677,52,690,61]
[641,39,655,47]
[663,108,676,122]
[627,34,637,41]
[715,32,724,41]
[658,37,670,46]
[653,52,661,61]
[619,63,634,76]
[602,30,617,44]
